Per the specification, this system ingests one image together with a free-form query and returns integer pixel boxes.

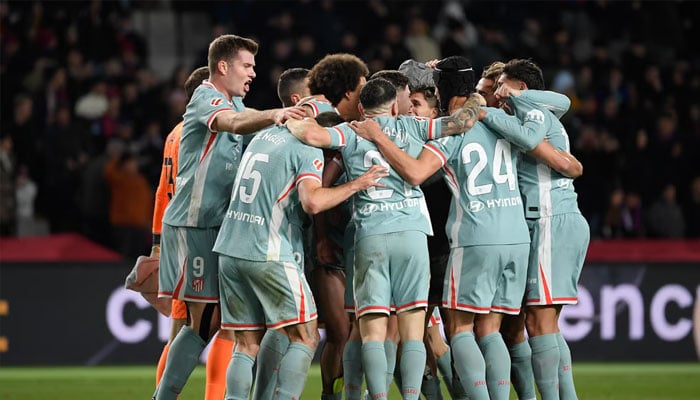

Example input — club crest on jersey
[210,98,223,107]
[192,278,205,293]
[524,109,545,124]
[313,159,323,171]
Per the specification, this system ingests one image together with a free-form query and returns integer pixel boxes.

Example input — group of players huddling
[128,32,590,400]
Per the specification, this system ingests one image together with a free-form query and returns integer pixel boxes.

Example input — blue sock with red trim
[529,333,559,400]
[478,333,511,400]
[557,333,577,400]
[362,341,388,399]
[154,326,206,400]
[252,329,289,400]
[399,340,426,400]
[274,342,315,399]
[449,331,489,400]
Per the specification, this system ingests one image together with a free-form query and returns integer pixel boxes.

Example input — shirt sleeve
[481,107,546,152]
[517,90,570,119]
[296,146,324,185]
[422,135,461,167]
[192,86,234,132]
[326,123,353,149]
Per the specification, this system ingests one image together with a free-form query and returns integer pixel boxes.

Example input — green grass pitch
[1,363,699,399]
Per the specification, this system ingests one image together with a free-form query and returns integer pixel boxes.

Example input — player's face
[476,77,498,107]
[226,49,256,98]
[409,92,438,118]
[496,74,522,114]
[346,76,367,121]
[396,85,413,116]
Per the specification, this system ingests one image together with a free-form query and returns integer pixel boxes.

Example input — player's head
[308,53,369,120]
[277,67,310,107]
[359,78,397,117]
[315,111,345,128]
[370,70,412,115]
[410,86,439,118]
[500,58,545,91]
[476,61,505,107]
[207,34,259,98]
[184,66,210,100]
[433,56,475,113]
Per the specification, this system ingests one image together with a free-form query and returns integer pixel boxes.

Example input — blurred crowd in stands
[1,0,699,259]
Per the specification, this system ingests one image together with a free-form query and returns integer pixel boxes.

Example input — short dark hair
[411,86,438,109]
[277,68,309,107]
[370,70,409,91]
[315,111,345,128]
[502,59,545,90]
[184,66,210,99]
[308,53,369,106]
[360,78,396,111]
[208,34,259,75]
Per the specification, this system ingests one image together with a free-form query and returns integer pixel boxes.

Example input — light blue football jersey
[326,115,441,239]
[485,91,580,218]
[213,125,325,263]
[163,81,246,228]
[425,121,530,247]
[303,98,337,117]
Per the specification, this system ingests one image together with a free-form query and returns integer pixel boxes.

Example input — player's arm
[479,107,546,151]
[314,154,345,265]
[286,118,333,148]
[436,93,483,136]
[517,89,570,118]
[212,106,307,134]
[528,141,583,178]
[349,119,443,186]
[298,165,389,215]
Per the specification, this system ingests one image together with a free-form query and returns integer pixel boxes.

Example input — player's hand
[495,83,521,100]
[348,118,382,142]
[352,164,389,191]
[478,108,487,121]
[316,236,341,265]
[149,244,160,259]
[425,59,440,69]
[275,106,307,125]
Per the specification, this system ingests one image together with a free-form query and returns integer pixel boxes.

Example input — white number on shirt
[193,256,204,277]
[363,150,393,199]
[232,152,269,204]
[461,139,516,196]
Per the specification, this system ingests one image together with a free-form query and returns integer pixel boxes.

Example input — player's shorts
[427,307,442,328]
[353,231,429,318]
[171,299,188,320]
[442,243,529,315]
[158,224,220,303]
[525,213,590,306]
[428,245,450,306]
[218,255,318,330]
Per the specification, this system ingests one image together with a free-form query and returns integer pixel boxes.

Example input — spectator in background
[646,183,685,238]
[104,150,152,260]
[0,133,16,236]
[684,177,700,238]
[602,188,644,239]
[15,165,40,236]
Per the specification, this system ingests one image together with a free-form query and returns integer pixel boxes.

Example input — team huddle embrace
[130,33,589,400]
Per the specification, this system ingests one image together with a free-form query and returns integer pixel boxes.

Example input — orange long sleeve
[151,122,182,241]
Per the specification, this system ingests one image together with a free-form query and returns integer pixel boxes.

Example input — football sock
[205,335,234,400]
[362,340,388,399]
[321,392,342,400]
[343,340,364,400]
[478,333,511,400]
[421,365,443,400]
[154,326,206,400]
[449,331,489,400]
[225,350,255,400]
[274,342,315,399]
[399,340,426,400]
[557,333,578,400]
[509,340,536,400]
[436,350,455,395]
[529,333,560,400]
[156,344,170,387]
[253,329,290,400]
[384,340,398,391]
